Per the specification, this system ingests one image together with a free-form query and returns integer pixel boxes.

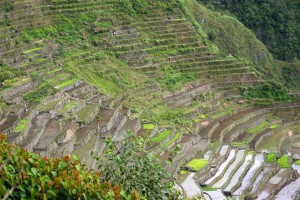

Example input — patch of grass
[97,21,112,29]
[14,119,30,133]
[164,132,181,148]
[247,151,253,155]
[193,114,207,123]
[231,141,247,148]
[185,159,208,171]
[266,153,277,162]
[57,78,79,89]
[295,160,300,165]
[158,65,195,90]
[24,83,55,102]
[247,121,269,134]
[40,98,61,112]
[76,105,98,122]
[23,47,43,54]
[143,124,155,130]
[211,108,233,120]
[269,124,280,129]
[151,130,171,143]
[202,187,218,191]
[295,126,300,134]
[277,156,291,168]
[180,170,188,175]
[59,101,79,115]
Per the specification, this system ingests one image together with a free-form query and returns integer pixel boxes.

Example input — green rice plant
[151,130,171,143]
[14,119,30,133]
[142,123,155,130]
[266,153,277,162]
[185,159,208,171]
[269,124,280,129]
[247,121,269,134]
[231,141,247,148]
[277,156,291,168]
[164,132,181,148]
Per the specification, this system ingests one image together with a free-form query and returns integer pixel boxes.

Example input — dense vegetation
[0,133,176,199]
[96,132,178,200]
[242,81,291,102]
[0,134,133,199]
[197,0,300,61]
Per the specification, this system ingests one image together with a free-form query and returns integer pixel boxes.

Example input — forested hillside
[197,0,300,61]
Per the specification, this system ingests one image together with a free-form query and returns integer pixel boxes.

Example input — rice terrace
[0,0,299,199]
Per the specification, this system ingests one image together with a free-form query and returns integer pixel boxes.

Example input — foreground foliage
[0,134,138,200]
[95,132,179,200]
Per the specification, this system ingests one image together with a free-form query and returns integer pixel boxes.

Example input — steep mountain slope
[197,0,300,61]
[0,0,299,199]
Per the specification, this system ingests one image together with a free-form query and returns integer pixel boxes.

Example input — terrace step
[204,149,237,185]
[33,118,60,155]
[248,163,278,198]
[210,108,264,141]
[211,149,246,188]
[275,165,300,200]
[223,152,254,192]
[18,113,50,151]
[256,168,296,200]
[232,153,265,196]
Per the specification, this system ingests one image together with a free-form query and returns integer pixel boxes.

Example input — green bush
[159,66,195,90]
[0,62,24,84]
[242,81,291,101]
[24,83,55,102]
[0,134,136,200]
[95,132,179,200]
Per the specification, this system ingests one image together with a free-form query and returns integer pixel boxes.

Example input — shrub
[242,81,292,101]
[95,132,179,200]
[159,66,195,90]
[0,62,24,84]
[0,134,135,199]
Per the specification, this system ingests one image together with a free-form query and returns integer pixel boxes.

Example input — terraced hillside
[0,0,300,199]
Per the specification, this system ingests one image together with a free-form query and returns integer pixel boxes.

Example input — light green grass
[14,119,29,133]
[295,160,300,165]
[247,121,269,134]
[194,114,207,123]
[151,130,171,143]
[143,123,155,130]
[57,78,79,89]
[180,170,188,175]
[277,156,291,168]
[269,124,280,129]
[185,159,208,171]
[231,141,247,147]
[40,99,61,112]
[211,108,233,120]
[23,47,43,54]
[164,132,181,148]
[59,100,79,114]
[202,187,218,191]
[76,104,97,122]
[266,153,277,162]
[295,126,300,134]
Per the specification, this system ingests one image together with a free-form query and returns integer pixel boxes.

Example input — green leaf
[31,168,37,176]
[58,161,68,170]
[30,188,37,199]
